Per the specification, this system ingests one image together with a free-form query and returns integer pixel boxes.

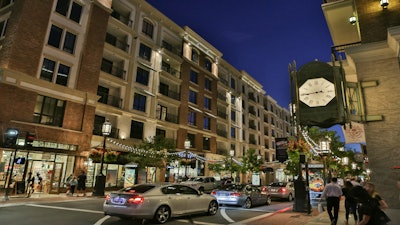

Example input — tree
[239,148,263,182]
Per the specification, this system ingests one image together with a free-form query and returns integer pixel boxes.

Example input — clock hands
[300,90,323,96]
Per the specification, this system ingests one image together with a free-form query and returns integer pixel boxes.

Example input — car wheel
[243,198,252,209]
[154,205,170,224]
[265,196,272,205]
[208,200,218,215]
[288,193,293,201]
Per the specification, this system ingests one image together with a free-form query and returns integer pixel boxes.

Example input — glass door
[49,162,63,194]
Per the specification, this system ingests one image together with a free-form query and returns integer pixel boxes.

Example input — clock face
[299,78,336,107]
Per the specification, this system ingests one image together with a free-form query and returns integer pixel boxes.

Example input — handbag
[318,203,325,213]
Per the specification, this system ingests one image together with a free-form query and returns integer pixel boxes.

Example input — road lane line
[231,206,292,225]
[175,219,222,225]
[220,208,235,223]
[94,215,110,225]
[25,203,104,214]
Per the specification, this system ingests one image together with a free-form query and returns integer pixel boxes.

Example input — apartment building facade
[0,0,292,193]
[322,0,400,208]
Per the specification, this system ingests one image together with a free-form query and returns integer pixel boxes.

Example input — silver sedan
[103,183,218,224]
[211,184,271,208]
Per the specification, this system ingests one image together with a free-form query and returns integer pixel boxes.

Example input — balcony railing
[217,110,227,119]
[162,41,182,57]
[98,94,122,108]
[101,63,126,80]
[110,10,132,27]
[105,33,129,52]
[165,113,179,124]
[159,88,180,101]
[161,63,181,78]
[217,92,227,102]
[217,129,227,138]
[219,77,229,86]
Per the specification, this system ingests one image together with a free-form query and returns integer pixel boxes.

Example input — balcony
[249,124,256,130]
[159,88,180,101]
[101,60,126,80]
[162,40,182,57]
[98,94,122,108]
[218,92,227,102]
[248,94,256,102]
[219,77,229,87]
[110,9,132,27]
[165,113,179,124]
[217,148,227,155]
[249,108,256,116]
[217,110,227,119]
[217,129,227,138]
[249,139,257,145]
[161,61,181,78]
[105,33,129,52]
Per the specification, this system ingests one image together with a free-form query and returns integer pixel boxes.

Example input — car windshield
[121,184,155,193]
[220,184,245,191]
[188,177,204,182]
[269,182,286,187]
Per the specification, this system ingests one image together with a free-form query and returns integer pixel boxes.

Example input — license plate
[111,196,126,205]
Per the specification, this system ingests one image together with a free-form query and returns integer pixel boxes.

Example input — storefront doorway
[26,160,64,194]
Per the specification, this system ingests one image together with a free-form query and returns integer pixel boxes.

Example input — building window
[142,19,154,38]
[189,90,197,104]
[231,111,236,122]
[190,70,198,84]
[136,67,149,86]
[231,127,236,138]
[33,95,65,127]
[188,111,196,126]
[242,130,246,141]
[231,95,235,104]
[191,49,199,63]
[40,58,70,86]
[55,0,82,23]
[187,133,195,148]
[133,93,147,112]
[97,85,109,104]
[139,43,152,61]
[230,78,236,89]
[48,25,76,54]
[205,77,212,91]
[204,58,212,72]
[204,97,211,110]
[203,137,210,150]
[156,104,167,120]
[203,117,210,130]
[130,120,144,139]
[0,19,8,38]
[156,128,166,138]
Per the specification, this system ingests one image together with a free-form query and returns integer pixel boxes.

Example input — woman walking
[342,181,358,224]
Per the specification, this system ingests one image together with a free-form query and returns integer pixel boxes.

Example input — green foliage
[240,148,263,173]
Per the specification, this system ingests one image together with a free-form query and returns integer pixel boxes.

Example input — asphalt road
[0,198,293,225]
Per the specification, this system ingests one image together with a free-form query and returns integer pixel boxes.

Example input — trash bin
[293,179,306,212]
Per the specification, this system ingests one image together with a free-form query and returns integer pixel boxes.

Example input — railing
[165,113,179,124]
[159,88,180,101]
[162,41,182,57]
[217,110,227,119]
[101,63,126,80]
[98,94,122,108]
[217,129,227,138]
[217,92,227,102]
[110,10,132,27]
[105,33,129,52]
[219,77,229,86]
[161,63,181,78]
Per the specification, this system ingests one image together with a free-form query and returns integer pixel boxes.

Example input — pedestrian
[320,177,342,225]
[77,170,87,197]
[65,174,73,195]
[68,176,78,196]
[342,180,358,224]
[364,182,388,210]
[26,172,35,197]
[351,185,391,225]
[36,172,43,192]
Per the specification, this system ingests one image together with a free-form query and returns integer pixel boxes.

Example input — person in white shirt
[320,177,343,225]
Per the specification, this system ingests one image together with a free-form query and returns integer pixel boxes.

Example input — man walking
[320,177,343,225]
[77,171,87,197]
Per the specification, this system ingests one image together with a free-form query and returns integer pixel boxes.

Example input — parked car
[181,176,219,193]
[267,181,295,201]
[210,184,271,208]
[103,183,218,224]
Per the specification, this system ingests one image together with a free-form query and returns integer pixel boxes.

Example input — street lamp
[319,136,331,184]
[93,119,112,196]
[184,138,191,178]
[230,150,235,178]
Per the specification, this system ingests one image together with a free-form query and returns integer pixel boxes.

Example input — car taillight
[128,196,144,204]
[211,191,216,195]
[230,192,241,197]
[279,188,287,193]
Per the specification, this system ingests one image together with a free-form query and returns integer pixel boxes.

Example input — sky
[146,1,360,151]
[147,0,334,107]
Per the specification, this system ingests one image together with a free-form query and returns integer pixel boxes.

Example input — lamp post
[93,119,112,196]
[230,150,235,178]
[184,138,191,178]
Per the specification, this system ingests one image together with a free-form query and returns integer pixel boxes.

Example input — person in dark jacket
[342,181,358,224]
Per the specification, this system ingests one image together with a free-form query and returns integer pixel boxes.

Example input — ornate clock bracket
[346,80,383,123]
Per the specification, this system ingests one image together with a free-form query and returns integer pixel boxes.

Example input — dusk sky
[147,0,333,107]
[146,1,360,150]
